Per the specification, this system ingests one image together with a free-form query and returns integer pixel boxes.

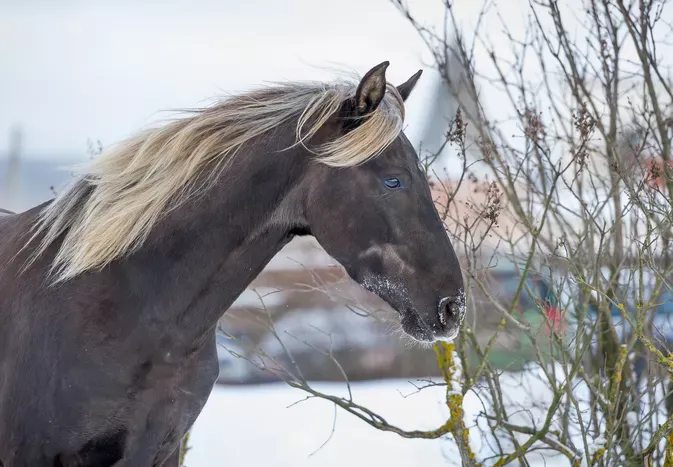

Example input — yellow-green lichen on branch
[434,341,480,465]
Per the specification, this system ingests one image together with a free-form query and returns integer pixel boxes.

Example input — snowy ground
[185,376,570,467]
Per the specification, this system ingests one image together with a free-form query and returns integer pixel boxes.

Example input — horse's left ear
[396,69,423,102]
[354,61,390,116]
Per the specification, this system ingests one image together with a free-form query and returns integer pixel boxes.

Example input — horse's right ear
[396,69,422,101]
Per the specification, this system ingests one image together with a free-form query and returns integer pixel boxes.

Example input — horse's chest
[129,343,219,419]
[112,344,220,464]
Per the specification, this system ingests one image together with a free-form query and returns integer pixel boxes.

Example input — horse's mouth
[399,309,436,343]
[399,307,461,343]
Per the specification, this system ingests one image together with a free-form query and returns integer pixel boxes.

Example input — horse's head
[302,62,465,343]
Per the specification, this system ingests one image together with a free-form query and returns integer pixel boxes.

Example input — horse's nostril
[437,296,463,328]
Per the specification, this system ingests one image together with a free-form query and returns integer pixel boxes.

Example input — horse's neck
[118,156,304,342]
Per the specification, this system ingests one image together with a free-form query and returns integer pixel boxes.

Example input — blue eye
[384,178,402,189]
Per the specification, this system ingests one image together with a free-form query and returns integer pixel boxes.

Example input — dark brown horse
[0,62,465,466]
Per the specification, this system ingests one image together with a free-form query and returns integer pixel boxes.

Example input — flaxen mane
[26,79,406,282]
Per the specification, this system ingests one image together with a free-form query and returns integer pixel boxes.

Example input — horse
[0,61,465,466]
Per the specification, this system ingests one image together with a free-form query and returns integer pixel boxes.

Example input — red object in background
[644,157,673,189]
[544,305,567,335]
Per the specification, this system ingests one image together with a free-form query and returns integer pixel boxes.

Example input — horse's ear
[396,69,422,102]
[354,61,390,116]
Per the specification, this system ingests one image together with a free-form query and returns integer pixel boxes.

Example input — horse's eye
[384,178,402,189]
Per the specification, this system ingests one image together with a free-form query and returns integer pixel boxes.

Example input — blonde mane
[27,79,406,282]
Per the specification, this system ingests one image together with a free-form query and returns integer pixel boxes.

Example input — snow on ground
[186,374,571,467]
[186,380,450,467]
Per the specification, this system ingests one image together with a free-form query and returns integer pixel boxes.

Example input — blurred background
[4,0,673,466]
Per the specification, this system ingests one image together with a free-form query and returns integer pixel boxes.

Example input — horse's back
[0,208,16,232]
[0,203,46,272]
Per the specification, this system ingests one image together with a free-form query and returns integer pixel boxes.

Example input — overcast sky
[0,0,454,158]
[1,0,625,165]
